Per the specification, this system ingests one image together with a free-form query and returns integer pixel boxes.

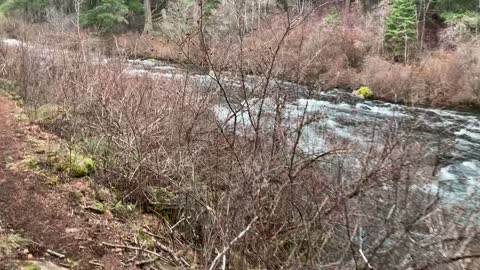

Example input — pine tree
[384,0,417,62]
[0,0,49,22]
[80,0,142,31]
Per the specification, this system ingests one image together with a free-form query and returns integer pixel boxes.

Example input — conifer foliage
[384,0,417,62]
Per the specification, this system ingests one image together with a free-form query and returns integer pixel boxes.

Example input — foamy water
[3,40,480,206]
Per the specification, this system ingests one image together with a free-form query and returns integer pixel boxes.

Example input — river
[127,58,480,207]
[2,38,479,207]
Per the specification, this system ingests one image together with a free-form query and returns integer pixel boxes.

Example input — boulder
[352,86,374,99]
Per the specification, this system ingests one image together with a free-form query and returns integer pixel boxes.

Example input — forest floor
[0,96,146,270]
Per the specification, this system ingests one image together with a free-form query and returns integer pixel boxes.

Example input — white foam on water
[212,105,231,124]
[463,160,480,172]
[417,106,473,120]
[212,104,259,129]
[154,65,176,71]
[125,68,179,80]
[299,125,328,154]
[455,127,480,141]
[355,103,408,117]
[439,166,458,181]
[294,98,352,113]
[428,160,480,203]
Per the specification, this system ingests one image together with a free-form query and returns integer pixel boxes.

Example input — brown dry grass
[114,32,187,60]
[361,43,480,108]
[212,14,377,87]
[4,9,478,109]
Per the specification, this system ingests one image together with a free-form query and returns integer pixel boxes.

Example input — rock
[69,157,95,178]
[86,202,106,214]
[24,261,68,270]
[54,152,96,178]
[112,202,135,218]
[352,86,374,99]
[65,228,81,234]
[15,114,29,122]
[96,187,112,202]
[0,79,17,93]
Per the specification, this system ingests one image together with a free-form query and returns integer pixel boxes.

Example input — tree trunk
[344,0,351,14]
[144,0,153,33]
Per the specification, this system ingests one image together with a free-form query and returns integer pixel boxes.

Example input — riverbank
[115,33,480,111]
[1,17,479,111]
[2,20,480,269]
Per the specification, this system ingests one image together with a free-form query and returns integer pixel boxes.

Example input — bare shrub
[178,7,382,90]
[361,56,423,104]
[1,6,479,269]
[114,32,187,60]
[450,42,480,106]
[361,42,480,108]
[417,51,466,106]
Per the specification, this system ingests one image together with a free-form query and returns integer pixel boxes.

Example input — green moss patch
[53,151,96,178]
[352,86,374,99]
[15,113,29,122]
[86,201,106,214]
[112,202,136,218]
[0,78,22,101]
[0,78,17,93]
[28,104,66,126]
[94,202,106,213]
[24,263,41,270]
[24,261,68,270]
[144,186,176,222]
[8,144,95,179]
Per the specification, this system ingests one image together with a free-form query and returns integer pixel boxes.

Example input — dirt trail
[0,97,134,269]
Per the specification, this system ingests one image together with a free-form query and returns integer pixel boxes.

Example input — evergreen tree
[80,0,143,31]
[384,0,417,62]
[435,0,478,14]
[0,0,49,22]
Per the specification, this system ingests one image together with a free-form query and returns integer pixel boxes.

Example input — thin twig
[135,257,159,266]
[142,230,191,268]
[208,216,259,270]
[102,242,163,259]
[88,260,105,268]
[46,249,66,259]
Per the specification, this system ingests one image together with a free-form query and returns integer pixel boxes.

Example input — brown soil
[0,97,138,269]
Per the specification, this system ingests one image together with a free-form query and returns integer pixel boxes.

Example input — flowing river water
[128,58,480,207]
[2,39,480,207]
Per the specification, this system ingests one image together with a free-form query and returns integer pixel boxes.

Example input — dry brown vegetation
[0,1,480,268]
[362,46,480,108]
[4,5,478,110]
[1,13,480,268]
[107,11,480,109]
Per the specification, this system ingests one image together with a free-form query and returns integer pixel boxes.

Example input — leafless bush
[1,7,479,269]
[361,43,480,108]
[114,32,187,60]
[360,56,422,104]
